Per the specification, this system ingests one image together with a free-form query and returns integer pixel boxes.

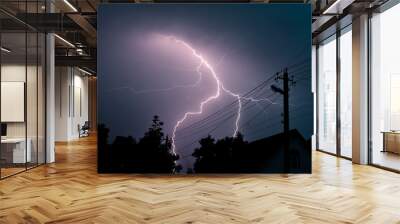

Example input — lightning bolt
[107,34,277,158]
[169,36,275,155]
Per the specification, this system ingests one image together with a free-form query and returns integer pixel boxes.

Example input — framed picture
[98,4,312,174]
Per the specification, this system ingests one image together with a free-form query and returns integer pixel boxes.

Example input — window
[339,27,352,158]
[317,35,337,154]
[0,2,46,179]
[370,3,400,171]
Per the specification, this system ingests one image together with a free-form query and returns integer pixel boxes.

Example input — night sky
[98,4,312,169]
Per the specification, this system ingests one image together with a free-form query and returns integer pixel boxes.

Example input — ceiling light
[322,0,342,14]
[63,0,78,12]
[322,0,355,15]
[76,48,85,55]
[78,67,92,76]
[54,34,75,48]
[1,47,11,53]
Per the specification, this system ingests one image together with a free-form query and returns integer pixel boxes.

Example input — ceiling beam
[55,55,96,71]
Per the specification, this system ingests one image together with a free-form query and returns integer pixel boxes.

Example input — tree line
[98,115,310,173]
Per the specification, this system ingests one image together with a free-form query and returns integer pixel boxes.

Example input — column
[352,14,369,164]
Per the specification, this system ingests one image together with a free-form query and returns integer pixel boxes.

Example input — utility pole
[282,68,290,173]
[271,68,295,173]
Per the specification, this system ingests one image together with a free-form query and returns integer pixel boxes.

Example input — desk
[1,138,32,163]
[382,131,400,154]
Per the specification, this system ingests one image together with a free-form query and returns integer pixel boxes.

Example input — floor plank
[1,135,400,223]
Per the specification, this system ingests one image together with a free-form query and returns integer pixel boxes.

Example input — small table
[381,131,400,154]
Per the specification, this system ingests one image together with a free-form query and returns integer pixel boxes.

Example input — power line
[176,93,280,151]
[173,60,311,159]
[175,77,275,134]
[239,94,280,130]
[175,61,309,135]
[179,109,312,160]
[176,92,278,140]
[244,113,313,140]
[175,67,311,141]
[239,105,311,134]
[176,95,310,156]
[285,58,310,71]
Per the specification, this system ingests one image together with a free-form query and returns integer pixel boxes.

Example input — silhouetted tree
[138,116,181,173]
[98,117,311,174]
[191,130,310,173]
[97,115,181,173]
[192,133,248,173]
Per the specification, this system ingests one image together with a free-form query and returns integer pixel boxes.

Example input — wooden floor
[1,135,400,223]
[1,167,26,178]
[372,150,400,171]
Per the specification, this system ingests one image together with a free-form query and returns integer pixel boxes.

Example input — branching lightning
[107,34,278,156]
[168,36,276,155]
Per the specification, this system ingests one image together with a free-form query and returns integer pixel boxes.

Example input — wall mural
[98,4,312,173]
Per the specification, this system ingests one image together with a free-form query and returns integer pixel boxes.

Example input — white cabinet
[1,138,32,163]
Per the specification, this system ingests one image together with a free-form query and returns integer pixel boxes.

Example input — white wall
[1,65,39,137]
[55,66,70,141]
[72,73,89,138]
[1,65,27,141]
[1,63,46,164]
[55,67,89,141]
